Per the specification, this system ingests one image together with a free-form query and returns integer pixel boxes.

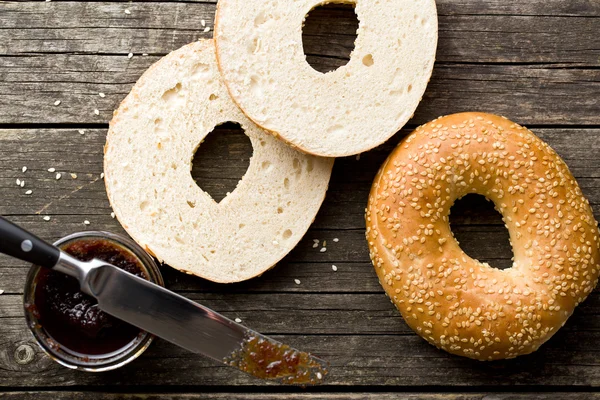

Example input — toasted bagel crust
[366,112,600,360]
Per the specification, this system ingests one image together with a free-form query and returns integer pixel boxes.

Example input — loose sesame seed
[22,166,27,173]
[110,212,115,219]
[25,190,32,195]
[99,92,106,98]
[43,216,50,221]
[0,289,4,295]
[54,100,61,106]
[234,318,242,323]
[320,247,327,253]
[48,168,56,173]
[83,220,90,225]
[56,173,62,180]
[94,109,100,115]
[128,53,134,59]
[333,238,339,242]
[16,179,20,186]
[294,279,301,285]
[203,27,210,33]
[78,129,85,135]
[100,172,105,179]
[124,9,131,14]
[71,173,77,179]
[20,181,25,188]
[201,20,206,27]
[332,265,338,271]
[316,372,323,380]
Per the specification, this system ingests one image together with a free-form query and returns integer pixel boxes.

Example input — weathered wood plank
[0,128,598,216]
[1,1,598,65]
[1,57,597,124]
[6,0,600,17]
[0,2,599,124]
[0,127,598,293]
[3,288,600,334]
[0,392,597,400]
[2,315,600,387]
[0,220,517,292]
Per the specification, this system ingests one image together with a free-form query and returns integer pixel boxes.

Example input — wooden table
[1,1,599,398]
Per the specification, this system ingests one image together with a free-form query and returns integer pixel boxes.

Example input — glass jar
[23,231,163,372]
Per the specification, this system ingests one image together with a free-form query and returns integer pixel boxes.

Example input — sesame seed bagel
[366,112,600,361]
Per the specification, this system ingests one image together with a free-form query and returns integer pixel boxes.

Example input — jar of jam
[23,231,164,372]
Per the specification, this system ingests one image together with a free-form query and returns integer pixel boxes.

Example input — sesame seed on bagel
[366,112,600,361]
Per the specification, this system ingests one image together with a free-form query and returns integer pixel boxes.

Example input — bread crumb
[22,166,27,173]
[294,279,301,285]
[273,240,279,245]
[356,154,361,161]
[54,100,61,106]
[234,318,242,323]
[43,216,50,221]
[25,190,32,195]
[332,265,338,271]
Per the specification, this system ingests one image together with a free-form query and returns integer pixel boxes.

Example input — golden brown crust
[366,112,600,360]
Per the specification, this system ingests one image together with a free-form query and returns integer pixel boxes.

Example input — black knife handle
[0,216,59,269]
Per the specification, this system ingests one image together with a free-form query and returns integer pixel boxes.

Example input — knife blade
[87,262,328,385]
[0,216,329,384]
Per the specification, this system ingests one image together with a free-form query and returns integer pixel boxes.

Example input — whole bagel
[366,112,600,360]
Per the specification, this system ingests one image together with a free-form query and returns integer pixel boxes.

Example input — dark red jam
[224,334,328,385]
[32,238,149,355]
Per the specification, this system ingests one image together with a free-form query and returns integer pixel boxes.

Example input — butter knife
[0,216,328,384]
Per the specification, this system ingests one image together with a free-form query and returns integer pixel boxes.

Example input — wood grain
[0,2,599,124]
[2,314,600,387]
[0,127,598,294]
[0,393,598,400]
[0,0,599,394]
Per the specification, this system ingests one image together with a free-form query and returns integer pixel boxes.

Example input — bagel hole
[191,122,253,203]
[302,3,359,73]
[449,194,513,270]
